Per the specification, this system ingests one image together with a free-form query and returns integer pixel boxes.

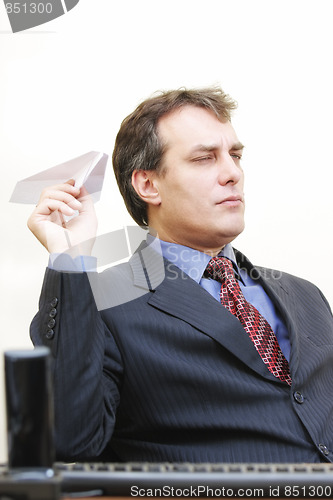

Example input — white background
[0,0,332,462]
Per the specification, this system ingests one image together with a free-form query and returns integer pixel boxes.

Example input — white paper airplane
[10,151,109,204]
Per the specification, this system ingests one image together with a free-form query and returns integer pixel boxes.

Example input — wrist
[49,253,97,272]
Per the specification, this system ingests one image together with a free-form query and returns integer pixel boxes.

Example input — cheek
[159,172,213,211]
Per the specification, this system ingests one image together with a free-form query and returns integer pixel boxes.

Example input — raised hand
[27,179,98,256]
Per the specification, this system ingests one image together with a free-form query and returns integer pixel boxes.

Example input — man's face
[148,105,245,255]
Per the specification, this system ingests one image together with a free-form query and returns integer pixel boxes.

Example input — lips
[217,194,244,205]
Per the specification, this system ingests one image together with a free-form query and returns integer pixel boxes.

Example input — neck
[148,228,227,257]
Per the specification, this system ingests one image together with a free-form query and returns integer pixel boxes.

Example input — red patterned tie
[205,256,291,385]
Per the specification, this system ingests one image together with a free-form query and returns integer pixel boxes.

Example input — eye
[192,155,215,163]
[231,153,242,161]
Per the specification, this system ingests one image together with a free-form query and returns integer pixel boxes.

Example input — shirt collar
[146,234,241,284]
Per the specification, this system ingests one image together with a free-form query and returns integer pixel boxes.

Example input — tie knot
[204,256,235,283]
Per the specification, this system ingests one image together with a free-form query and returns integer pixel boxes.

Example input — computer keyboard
[2,462,333,498]
[55,462,333,497]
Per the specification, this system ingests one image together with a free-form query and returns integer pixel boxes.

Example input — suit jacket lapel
[130,243,280,383]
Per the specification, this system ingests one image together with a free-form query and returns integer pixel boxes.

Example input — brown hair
[112,86,237,226]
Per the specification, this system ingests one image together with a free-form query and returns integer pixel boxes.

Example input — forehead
[157,105,239,151]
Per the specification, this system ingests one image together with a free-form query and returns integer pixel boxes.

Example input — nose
[217,153,243,186]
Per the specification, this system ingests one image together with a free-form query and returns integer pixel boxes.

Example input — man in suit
[28,87,333,464]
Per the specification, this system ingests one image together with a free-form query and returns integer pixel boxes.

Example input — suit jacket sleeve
[30,266,123,461]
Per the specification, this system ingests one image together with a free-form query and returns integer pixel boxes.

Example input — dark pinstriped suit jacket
[30,242,333,463]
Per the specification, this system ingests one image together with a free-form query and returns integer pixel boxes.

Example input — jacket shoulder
[234,248,332,314]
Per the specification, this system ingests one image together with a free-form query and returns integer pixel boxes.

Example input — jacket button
[47,318,56,329]
[50,297,58,307]
[49,308,57,318]
[45,329,55,340]
[318,443,330,456]
[293,391,304,404]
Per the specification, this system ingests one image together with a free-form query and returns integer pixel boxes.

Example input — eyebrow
[189,142,245,155]
[230,141,245,151]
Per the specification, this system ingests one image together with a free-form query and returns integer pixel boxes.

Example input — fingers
[37,182,82,214]
[36,198,79,218]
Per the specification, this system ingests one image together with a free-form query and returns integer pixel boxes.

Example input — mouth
[217,195,244,207]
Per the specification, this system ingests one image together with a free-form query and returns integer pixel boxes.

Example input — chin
[216,225,245,247]
[219,218,245,236]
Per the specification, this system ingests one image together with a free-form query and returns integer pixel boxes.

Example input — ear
[131,170,161,206]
